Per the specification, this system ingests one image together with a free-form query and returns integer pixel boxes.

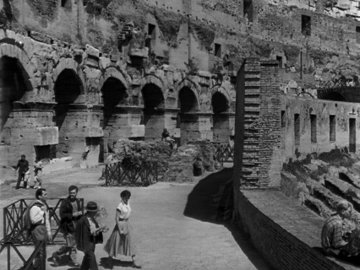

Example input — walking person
[104,190,141,268]
[50,185,82,266]
[76,201,107,270]
[15,154,29,189]
[24,188,52,269]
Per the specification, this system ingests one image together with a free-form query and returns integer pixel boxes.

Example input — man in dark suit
[50,185,83,266]
[76,201,107,270]
[15,154,29,189]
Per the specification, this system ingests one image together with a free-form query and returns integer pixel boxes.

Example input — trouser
[53,233,77,263]
[80,243,98,270]
[31,226,47,270]
[16,173,25,189]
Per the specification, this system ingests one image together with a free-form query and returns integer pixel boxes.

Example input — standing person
[50,185,82,266]
[104,190,141,268]
[32,162,43,189]
[24,188,52,269]
[321,200,353,256]
[15,154,29,189]
[76,201,107,270]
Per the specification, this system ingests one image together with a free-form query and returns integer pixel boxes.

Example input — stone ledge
[236,189,357,270]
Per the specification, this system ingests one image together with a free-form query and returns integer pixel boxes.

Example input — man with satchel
[24,188,52,269]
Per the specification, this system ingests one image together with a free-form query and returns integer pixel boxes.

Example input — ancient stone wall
[0,28,235,167]
[281,96,360,159]
[234,58,360,188]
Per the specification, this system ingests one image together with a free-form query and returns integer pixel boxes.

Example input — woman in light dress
[104,190,141,268]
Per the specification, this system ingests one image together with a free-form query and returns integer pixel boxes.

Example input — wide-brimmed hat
[86,201,99,212]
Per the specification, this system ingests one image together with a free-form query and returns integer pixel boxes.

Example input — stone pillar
[213,112,233,143]
[164,108,179,137]
[0,102,58,166]
[144,109,165,141]
[102,106,144,159]
[233,58,282,188]
[57,104,103,166]
[180,112,213,145]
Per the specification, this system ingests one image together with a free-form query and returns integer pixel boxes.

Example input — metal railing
[0,198,84,270]
[213,142,234,165]
[104,160,159,186]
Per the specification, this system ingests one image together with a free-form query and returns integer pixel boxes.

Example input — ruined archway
[54,69,82,156]
[178,86,200,144]
[100,77,128,158]
[212,91,230,142]
[141,83,165,140]
[0,56,30,135]
[101,77,127,128]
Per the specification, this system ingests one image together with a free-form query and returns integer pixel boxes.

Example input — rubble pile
[282,148,360,229]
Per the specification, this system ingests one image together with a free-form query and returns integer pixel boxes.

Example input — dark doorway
[54,69,82,156]
[212,92,229,142]
[179,87,198,113]
[178,87,199,145]
[0,56,29,134]
[142,83,165,140]
[54,69,82,129]
[101,77,127,128]
[294,113,300,146]
[349,118,356,153]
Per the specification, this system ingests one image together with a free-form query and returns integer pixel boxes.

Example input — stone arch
[211,85,230,114]
[141,74,165,98]
[141,82,165,140]
[0,41,36,90]
[101,66,129,90]
[53,58,85,94]
[0,55,33,134]
[176,78,200,109]
[211,86,231,142]
[101,76,128,128]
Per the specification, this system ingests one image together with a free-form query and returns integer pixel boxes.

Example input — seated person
[321,200,353,256]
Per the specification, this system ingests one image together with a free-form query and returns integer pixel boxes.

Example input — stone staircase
[242,68,261,186]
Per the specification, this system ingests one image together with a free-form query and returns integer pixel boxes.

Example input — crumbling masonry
[0,0,359,168]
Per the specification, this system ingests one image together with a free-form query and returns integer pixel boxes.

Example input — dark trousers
[80,243,98,270]
[31,225,47,270]
[16,173,25,189]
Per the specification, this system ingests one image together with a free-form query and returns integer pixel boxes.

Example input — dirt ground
[0,167,271,270]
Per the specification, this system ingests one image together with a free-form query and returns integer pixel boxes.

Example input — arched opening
[0,56,29,136]
[178,87,199,144]
[101,77,127,128]
[142,83,165,140]
[54,69,82,156]
[212,92,230,142]
[179,87,198,113]
[100,77,127,160]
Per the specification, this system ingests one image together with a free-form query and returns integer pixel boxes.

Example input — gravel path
[0,167,271,270]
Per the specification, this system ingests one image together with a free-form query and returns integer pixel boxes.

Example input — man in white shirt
[29,188,52,269]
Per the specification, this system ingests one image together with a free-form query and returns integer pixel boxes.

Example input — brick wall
[233,58,282,188]
[236,191,345,270]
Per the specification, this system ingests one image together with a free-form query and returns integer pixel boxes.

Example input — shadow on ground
[184,168,273,270]
[99,257,134,269]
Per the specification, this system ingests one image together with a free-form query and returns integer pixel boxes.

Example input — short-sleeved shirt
[117,200,131,220]
[321,214,347,249]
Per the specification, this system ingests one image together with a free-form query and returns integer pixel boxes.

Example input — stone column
[213,112,234,143]
[57,104,102,166]
[0,102,58,166]
[180,112,213,145]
